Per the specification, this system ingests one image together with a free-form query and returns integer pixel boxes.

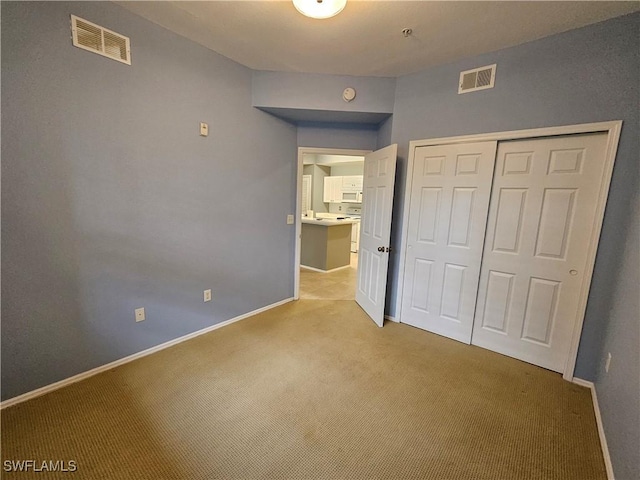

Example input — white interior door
[471,133,608,372]
[400,142,498,342]
[356,144,397,327]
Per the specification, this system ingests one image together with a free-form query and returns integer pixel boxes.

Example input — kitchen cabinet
[324,175,364,203]
[342,176,363,189]
[323,176,343,203]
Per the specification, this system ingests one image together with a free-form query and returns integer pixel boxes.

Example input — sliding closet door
[471,133,608,373]
[400,142,497,343]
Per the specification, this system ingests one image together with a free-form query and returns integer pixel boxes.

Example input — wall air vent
[458,64,496,94]
[71,15,131,65]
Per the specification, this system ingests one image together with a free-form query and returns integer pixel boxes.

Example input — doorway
[295,144,398,327]
[295,148,368,301]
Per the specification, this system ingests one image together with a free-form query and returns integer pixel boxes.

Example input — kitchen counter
[301,217,358,226]
[301,219,353,272]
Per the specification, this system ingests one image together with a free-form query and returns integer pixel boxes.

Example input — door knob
[386,247,392,253]
[569,270,578,276]
[377,246,385,252]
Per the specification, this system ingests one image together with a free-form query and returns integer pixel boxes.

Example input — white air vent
[458,64,496,94]
[71,15,131,65]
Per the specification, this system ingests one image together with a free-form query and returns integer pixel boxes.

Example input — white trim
[572,378,615,480]
[396,121,623,382]
[405,121,621,149]
[295,147,372,300]
[384,315,398,323]
[300,264,351,274]
[0,297,294,410]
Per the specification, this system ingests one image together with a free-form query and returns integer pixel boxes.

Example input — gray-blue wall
[593,191,639,480]
[253,71,395,114]
[297,123,378,151]
[376,116,394,150]
[387,14,639,479]
[1,1,297,401]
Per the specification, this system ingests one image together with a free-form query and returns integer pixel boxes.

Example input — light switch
[200,122,208,137]
[287,214,294,225]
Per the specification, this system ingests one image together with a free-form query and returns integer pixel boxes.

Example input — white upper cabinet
[324,175,364,203]
[342,175,363,189]
[323,176,343,203]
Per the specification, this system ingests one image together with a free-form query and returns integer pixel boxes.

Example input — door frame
[294,147,371,300]
[396,121,622,381]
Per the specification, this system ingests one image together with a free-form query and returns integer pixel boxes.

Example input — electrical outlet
[605,352,612,373]
[135,307,145,322]
[204,289,212,302]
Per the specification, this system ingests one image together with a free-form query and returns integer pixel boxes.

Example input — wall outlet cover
[135,307,145,322]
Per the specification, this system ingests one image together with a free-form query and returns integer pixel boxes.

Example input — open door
[356,144,397,327]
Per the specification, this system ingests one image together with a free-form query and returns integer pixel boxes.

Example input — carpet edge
[0,297,295,410]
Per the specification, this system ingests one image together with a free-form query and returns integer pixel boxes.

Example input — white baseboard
[300,264,351,273]
[1,297,294,410]
[384,315,398,323]
[572,377,615,480]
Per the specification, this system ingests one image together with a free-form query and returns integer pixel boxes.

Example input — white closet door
[472,133,608,372]
[400,142,497,343]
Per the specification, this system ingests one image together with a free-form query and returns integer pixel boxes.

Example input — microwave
[342,191,362,203]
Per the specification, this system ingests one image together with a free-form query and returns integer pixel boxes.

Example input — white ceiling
[116,1,639,77]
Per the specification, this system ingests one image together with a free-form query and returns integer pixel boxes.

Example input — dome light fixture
[292,0,347,19]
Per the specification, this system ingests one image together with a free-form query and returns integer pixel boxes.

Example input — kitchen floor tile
[300,254,357,300]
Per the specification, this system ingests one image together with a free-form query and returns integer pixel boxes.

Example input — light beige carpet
[1,300,605,479]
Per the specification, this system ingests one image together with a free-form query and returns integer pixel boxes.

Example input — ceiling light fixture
[292,0,347,19]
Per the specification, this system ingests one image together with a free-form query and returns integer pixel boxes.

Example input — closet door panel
[471,133,608,372]
[400,142,497,343]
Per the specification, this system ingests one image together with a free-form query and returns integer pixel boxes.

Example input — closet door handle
[377,246,385,252]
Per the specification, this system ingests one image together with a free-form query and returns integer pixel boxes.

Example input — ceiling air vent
[458,64,496,94]
[71,15,131,65]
